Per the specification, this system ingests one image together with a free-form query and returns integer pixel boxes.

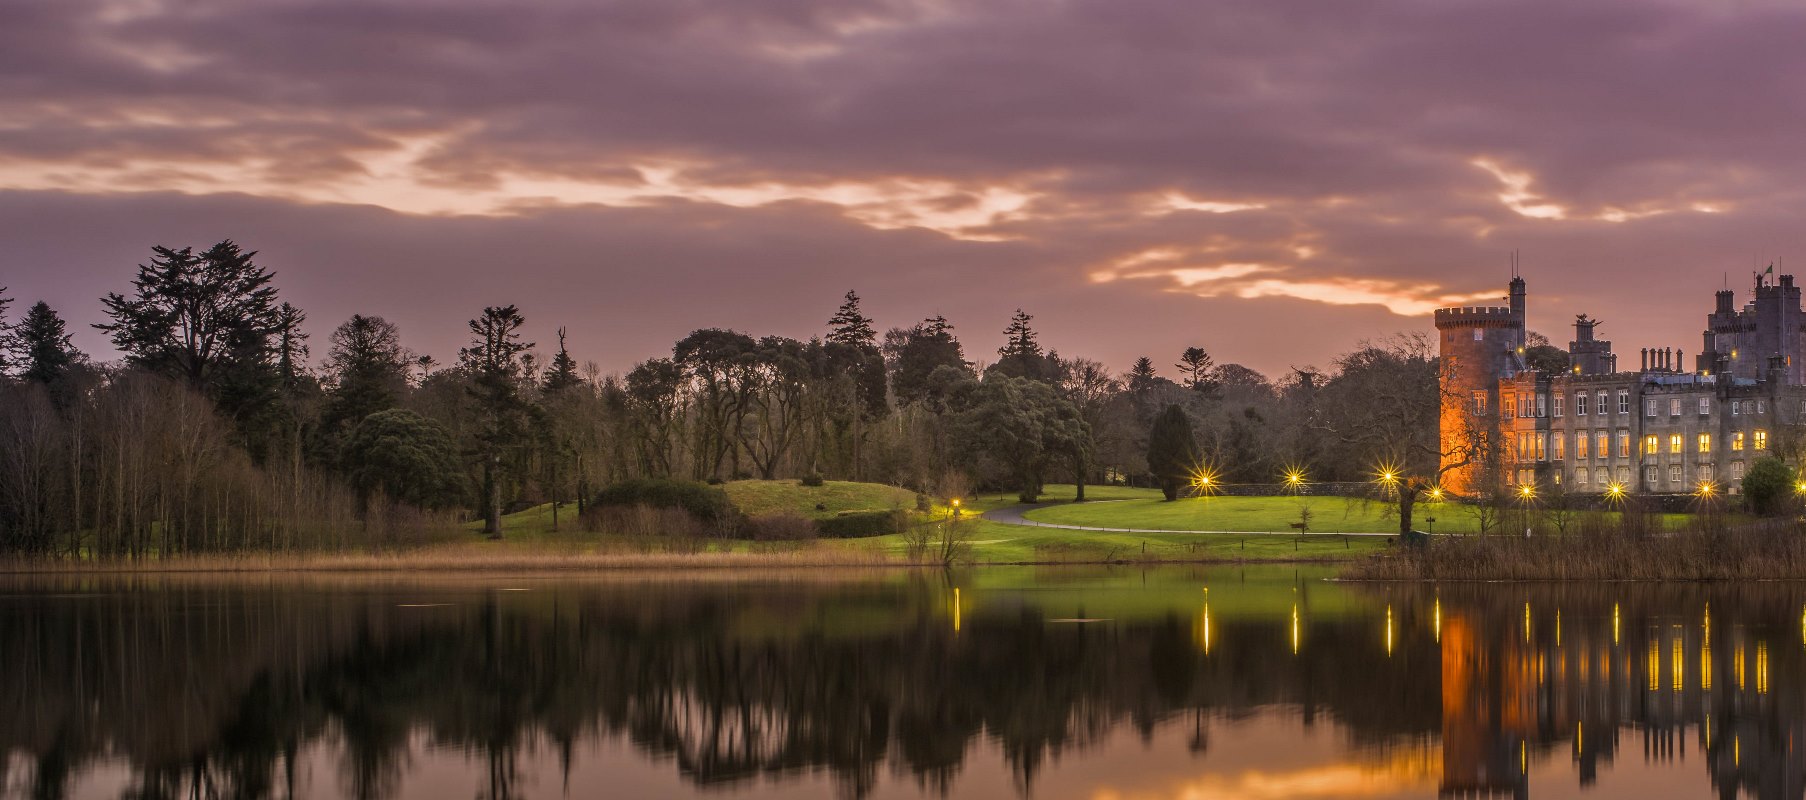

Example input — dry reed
[1345,519,1806,581]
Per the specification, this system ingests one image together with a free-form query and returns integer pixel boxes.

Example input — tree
[343,409,465,512]
[1177,347,1217,394]
[1127,357,1158,394]
[625,358,683,477]
[950,376,1087,503]
[674,328,759,481]
[989,310,1058,382]
[317,315,409,465]
[1146,405,1201,501]
[826,290,878,348]
[12,302,83,388]
[822,292,887,478]
[1058,357,1119,501]
[543,328,582,394]
[98,241,283,391]
[1523,331,1569,374]
[885,316,972,407]
[459,305,535,536]
[0,287,12,376]
[1742,456,1795,516]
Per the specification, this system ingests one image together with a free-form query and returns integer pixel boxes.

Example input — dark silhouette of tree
[885,315,972,407]
[13,301,83,388]
[98,241,282,391]
[343,409,465,512]
[543,328,582,394]
[317,314,409,466]
[460,305,535,536]
[1127,357,1158,394]
[1176,347,1217,394]
[989,310,1059,382]
[1147,404,1201,501]
[951,375,1087,503]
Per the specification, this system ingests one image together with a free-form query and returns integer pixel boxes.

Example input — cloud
[5,0,1806,376]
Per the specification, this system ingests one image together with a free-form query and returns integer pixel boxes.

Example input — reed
[1345,519,1806,581]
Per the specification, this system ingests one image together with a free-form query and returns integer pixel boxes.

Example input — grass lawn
[1023,495,1471,534]
[723,479,917,519]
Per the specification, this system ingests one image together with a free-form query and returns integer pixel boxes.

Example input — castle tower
[1569,314,1613,375]
[1434,281,1526,495]
[1704,273,1806,383]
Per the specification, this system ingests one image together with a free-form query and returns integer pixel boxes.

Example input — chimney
[1641,348,1649,371]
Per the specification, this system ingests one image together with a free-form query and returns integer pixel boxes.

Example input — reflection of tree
[10,577,1806,799]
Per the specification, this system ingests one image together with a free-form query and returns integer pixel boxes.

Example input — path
[982,502,1407,537]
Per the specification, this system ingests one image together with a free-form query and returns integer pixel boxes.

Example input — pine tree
[98,241,282,390]
[13,301,83,387]
[543,327,582,393]
[1177,346,1218,393]
[460,305,536,535]
[1127,357,1158,393]
[1147,404,1202,501]
[990,309,1057,382]
[826,290,877,348]
[998,310,1040,361]
[0,287,13,376]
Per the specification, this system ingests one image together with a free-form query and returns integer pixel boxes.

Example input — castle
[1435,273,1806,496]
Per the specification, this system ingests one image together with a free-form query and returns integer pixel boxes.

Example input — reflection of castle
[1434,594,1806,799]
[1436,275,1806,496]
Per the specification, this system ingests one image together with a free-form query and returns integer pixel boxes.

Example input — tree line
[0,239,1446,555]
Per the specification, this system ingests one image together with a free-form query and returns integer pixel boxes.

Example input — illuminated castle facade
[1435,274,1806,496]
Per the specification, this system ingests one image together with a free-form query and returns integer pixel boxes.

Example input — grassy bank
[1344,522,1806,581]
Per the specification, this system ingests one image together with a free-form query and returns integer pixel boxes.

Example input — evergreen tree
[98,241,283,390]
[543,327,582,393]
[989,309,1058,382]
[886,315,972,407]
[1147,404,1201,501]
[460,305,536,535]
[1127,357,1158,393]
[13,302,83,388]
[343,409,466,513]
[1177,347,1217,393]
[0,287,11,376]
[826,290,877,348]
[316,314,409,466]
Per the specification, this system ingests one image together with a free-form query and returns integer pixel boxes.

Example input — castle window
[1669,434,1683,454]
[1732,432,1745,451]
[1554,435,1565,460]
[1617,466,1630,484]
[1597,431,1610,458]
[1732,461,1746,479]
[1645,399,1657,417]
[1554,395,1564,416]
[1644,434,1658,455]
[1474,329,1483,341]
[1733,401,1742,416]
[1645,466,1659,484]
[1503,396,1515,417]
[1537,395,1547,417]
[1669,464,1683,483]
[1576,467,1590,485]
[1698,397,1711,415]
[1577,394,1589,415]
[1576,433,1589,459]
[1698,433,1712,453]
[1669,399,1682,416]
[1598,391,1610,414]
[1755,429,1768,450]
[1700,464,1713,482]
[1618,391,1630,414]
[1537,433,1548,461]
[1473,392,1488,415]
[1618,430,1630,456]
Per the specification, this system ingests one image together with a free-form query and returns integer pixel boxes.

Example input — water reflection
[0,568,1801,799]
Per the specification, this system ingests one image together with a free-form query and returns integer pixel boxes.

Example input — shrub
[742,513,819,541]
[592,478,736,526]
[800,473,825,487]
[581,504,713,543]
[816,509,909,538]
[1742,456,1796,516]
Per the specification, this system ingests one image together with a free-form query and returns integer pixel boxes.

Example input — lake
[0,566,1799,799]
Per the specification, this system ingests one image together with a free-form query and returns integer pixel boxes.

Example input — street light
[1518,484,1536,499]
[950,497,962,521]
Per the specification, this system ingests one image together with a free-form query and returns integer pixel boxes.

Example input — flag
[1767,264,1776,275]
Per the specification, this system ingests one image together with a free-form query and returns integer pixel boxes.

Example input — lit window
[1669,434,1683,454]
[1597,431,1610,458]
[1554,434,1565,460]
[1537,433,1548,461]
[1618,391,1630,414]
[1698,397,1711,415]
[1732,432,1745,451]
[1698,433,1712,453]
[1618,431,1630,456]
[1576,433,1589,459]
[1473,392,1488,415]
[1577,467,1590,485]
[1644,434,1659,454]
[1504,397,1516,417]
[1669,464,1683,483]
[1756,430,1768,450]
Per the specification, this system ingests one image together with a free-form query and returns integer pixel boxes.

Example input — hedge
[592,478,736,525]
[815,509,909,539]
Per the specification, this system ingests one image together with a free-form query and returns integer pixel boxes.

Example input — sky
[4,0,1805,380]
